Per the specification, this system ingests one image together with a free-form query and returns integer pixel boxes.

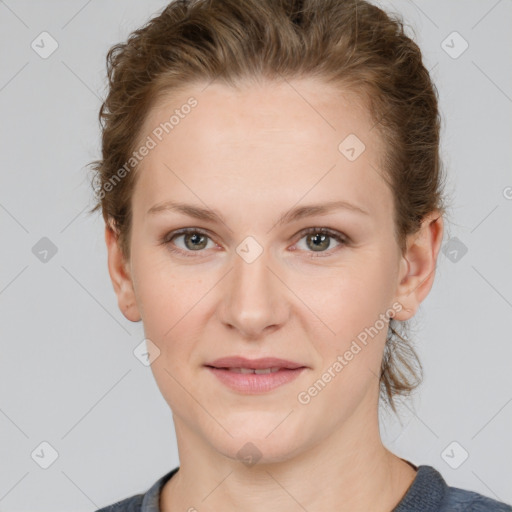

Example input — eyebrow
[147,199,370,227]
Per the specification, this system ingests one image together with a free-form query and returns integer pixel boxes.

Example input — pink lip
[204,356,307,394]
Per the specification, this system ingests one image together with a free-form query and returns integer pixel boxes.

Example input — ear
[392,211,444,321]
[105,221,141,322]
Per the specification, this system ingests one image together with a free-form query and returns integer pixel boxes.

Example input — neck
[161,397,417,512]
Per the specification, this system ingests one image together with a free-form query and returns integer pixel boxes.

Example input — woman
[89,0,512,510]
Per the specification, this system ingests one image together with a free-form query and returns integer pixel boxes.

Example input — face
[106,77,441,464]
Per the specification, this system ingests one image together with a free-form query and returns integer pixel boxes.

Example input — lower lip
[206,367,306,394]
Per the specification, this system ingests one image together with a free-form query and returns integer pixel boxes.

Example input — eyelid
[295,226,348,243]
[162,227,215,244]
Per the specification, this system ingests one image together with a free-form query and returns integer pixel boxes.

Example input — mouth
[210,367,283,374]
[205,356,305,371]
[204,356,307,393]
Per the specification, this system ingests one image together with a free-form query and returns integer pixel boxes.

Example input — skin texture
[105,77,444,512]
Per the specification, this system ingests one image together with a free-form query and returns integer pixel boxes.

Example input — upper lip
[205,356,305,370]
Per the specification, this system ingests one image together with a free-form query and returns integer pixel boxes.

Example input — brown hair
[87,0,450,414]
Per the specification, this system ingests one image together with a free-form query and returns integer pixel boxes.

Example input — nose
[217,246,290,339]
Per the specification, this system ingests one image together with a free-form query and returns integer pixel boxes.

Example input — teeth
[227,367,281,374]
[254,367,279,374]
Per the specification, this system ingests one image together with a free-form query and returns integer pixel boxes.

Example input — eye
[293,227,347,257]
[162,228,217,258]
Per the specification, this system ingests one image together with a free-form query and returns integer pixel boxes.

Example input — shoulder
[441,486,512,512]
[95,493,144,512]
[94,466,180,512]
[393,464,511,512]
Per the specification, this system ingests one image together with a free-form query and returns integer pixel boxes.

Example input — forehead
[133,77,392,221]
[141,77,376,147]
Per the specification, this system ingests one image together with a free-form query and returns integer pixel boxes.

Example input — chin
[205,420,311,467]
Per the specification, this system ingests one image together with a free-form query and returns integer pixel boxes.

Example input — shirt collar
[392,465,448,511]
[141,467,179,512]
[140,463,448,512]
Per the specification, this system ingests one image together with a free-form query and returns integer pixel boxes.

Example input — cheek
[131,254,220,403]
[134,259,209,411]
[297,263,391,338]
[131,247,204,336]
[294,257,396,394]
[293,269,392,419]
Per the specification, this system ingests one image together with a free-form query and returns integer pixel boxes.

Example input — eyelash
[161,227,348,259]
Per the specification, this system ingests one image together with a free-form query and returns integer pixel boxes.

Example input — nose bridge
[219,242,287,337]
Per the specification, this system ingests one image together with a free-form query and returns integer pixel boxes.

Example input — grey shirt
[96,463,512,511]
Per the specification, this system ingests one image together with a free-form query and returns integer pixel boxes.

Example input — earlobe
[105,223,142,322]
[393,212,444,321]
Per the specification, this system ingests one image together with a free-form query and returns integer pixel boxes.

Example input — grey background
[0,0,511,510]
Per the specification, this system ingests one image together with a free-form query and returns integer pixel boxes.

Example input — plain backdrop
[0,0,511,510]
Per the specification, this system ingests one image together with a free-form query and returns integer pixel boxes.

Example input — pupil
[186,233,206,250]
[310,233,328,251]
